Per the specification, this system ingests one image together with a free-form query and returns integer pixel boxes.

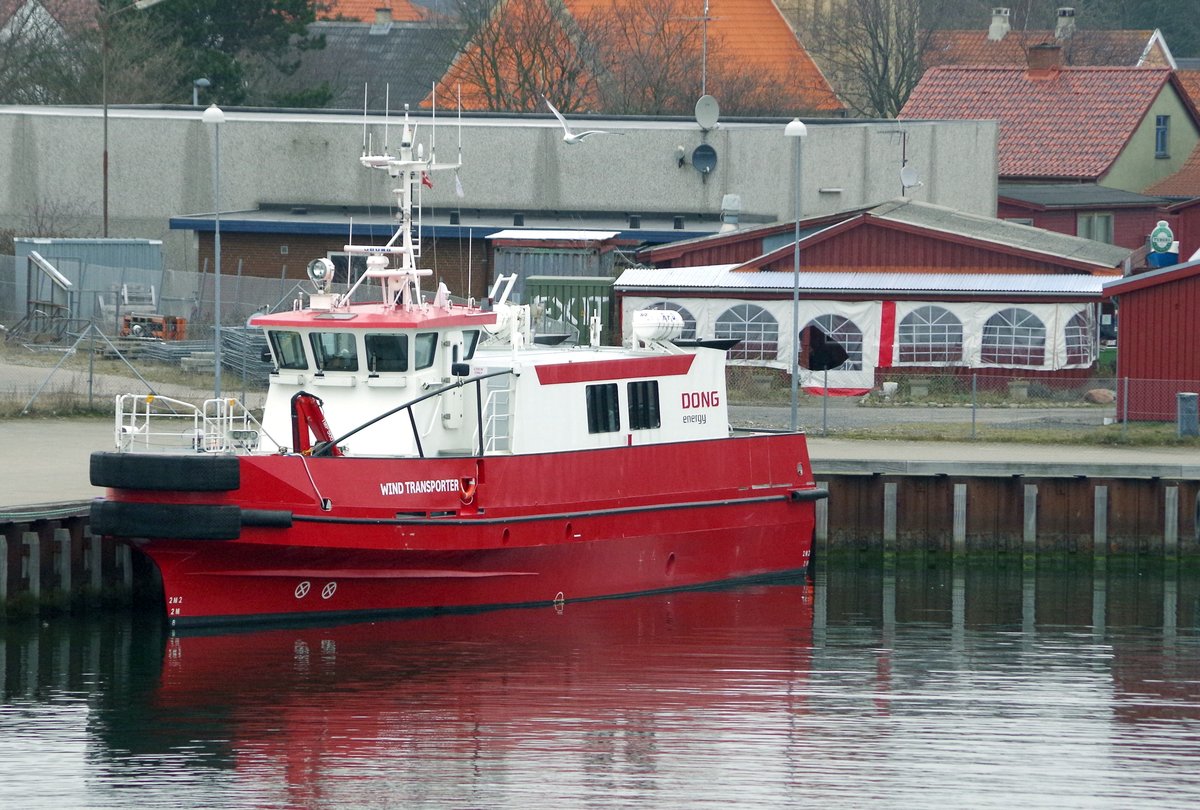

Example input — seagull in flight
[544,97,618,144]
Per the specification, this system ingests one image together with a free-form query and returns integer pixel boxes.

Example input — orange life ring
[459,477,476,504]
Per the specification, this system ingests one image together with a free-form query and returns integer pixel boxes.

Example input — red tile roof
[926,29,1161,69]
[430,0,841,113]
[319,0,429,23]
[900,66,1174,181]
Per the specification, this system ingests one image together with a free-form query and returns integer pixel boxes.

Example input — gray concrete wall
[0,106,998,271]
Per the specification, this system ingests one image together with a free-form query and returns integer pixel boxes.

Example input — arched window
[898,305,963,364]
[1065,309,1096,365]
[982,308,1045,366]
[715,304,779,361]
[645,302,697,340]
[801,314,862,370]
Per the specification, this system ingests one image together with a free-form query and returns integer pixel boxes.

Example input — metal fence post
[1122,377,1129,435]
[971,373,977,440]
[822,368,828,435]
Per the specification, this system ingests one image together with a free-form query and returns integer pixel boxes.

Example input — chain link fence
[726,366,1200,439]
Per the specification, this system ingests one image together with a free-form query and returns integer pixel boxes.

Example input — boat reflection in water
[145,582,814,803]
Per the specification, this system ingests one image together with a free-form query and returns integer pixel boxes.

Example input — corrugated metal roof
[998,182,1168,209]
[615,266,1105,296]
[869,198,1131,267]
[487,230,621,241]
[1103,257,1200,294]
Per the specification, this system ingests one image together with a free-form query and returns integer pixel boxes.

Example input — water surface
[2,563,1200,808]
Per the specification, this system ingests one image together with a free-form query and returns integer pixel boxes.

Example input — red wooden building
[997,183,1168,255]
[1103,258,1200,420]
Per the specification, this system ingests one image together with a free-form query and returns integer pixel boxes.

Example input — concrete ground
[2,416,1197,512]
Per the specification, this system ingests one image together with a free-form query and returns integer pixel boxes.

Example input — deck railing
[115,394,279,454]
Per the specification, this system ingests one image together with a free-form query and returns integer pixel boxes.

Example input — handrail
[311,369,515,457]
[115,393,280,454]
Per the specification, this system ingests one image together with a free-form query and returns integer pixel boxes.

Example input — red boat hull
[93,433,821,626]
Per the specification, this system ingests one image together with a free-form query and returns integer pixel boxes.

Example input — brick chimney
[988,8,1010,42]
[1055,7,1076,40]
[1027,42,1063,77]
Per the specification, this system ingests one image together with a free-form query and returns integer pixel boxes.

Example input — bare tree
[593,0,705,115]
[801,0,951,118]
[443,0,607,112]
[0,2,84,104]
[443,0,830,116]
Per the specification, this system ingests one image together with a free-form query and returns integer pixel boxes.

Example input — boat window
[365,334,408,373]
[627,381,661,430]
[310,332,359,372]
[414,332,438,370]
[268,330,308,370]
[586,383,621,434]
[463,329,480,360]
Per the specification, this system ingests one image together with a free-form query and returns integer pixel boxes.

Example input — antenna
[430,82,436,163]
[384,84,390,154]
[361,85,368,156]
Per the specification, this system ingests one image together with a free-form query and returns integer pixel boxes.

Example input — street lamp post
[101,0,166,238]
[784,118,807,432]
[202,103,225,399]
[192,77,210,106]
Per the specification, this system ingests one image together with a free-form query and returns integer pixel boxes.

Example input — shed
[486,230,631,302]
[1103,258,1200,419]
[11,238,165,325]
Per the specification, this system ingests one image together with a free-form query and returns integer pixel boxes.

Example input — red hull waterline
[93,433,821,627]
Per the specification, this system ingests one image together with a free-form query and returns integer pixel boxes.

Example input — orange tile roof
[320,0,429,23]
[1177,69,1200,111]
[900,66,1173,181]
[926,29,1158,69]
[429,0,841,113]
[1144,143,1200,197]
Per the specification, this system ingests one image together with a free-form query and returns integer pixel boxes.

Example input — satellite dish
[695,95,720,131]
[900,165,922,189]
[691,144,718,174]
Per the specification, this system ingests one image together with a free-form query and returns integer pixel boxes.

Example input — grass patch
[826,420,1200,446]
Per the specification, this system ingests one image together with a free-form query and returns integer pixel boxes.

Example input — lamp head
[202,104,225,126]
[784,118,807,138]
